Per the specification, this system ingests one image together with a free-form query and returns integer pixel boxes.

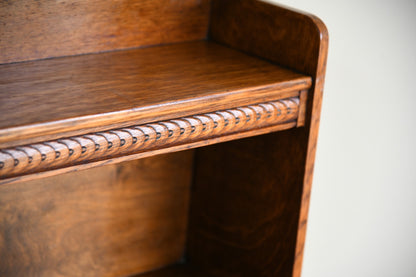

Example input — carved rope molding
[0,98,299,178]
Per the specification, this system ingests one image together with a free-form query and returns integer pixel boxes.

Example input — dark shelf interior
[134,263,212,277]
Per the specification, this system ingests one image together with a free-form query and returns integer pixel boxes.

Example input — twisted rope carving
[0,98,299,178]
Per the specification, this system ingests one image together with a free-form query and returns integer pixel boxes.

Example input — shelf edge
[0,96,303,184]
[0,82,309,149]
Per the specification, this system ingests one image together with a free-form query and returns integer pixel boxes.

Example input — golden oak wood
[188,1,329,277]
[189,130,307,276]
[0,152,194,277]
[0,1,328,277]
[0,41,311,149]
[0,0,211,64]
[1,121,297,187]
[0,98,300,181]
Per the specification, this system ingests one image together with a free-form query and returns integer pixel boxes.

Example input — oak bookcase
[0,1,328,276]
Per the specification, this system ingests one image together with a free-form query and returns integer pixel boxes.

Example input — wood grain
[0,40,311,149]
[0,0,211,64]
[0,1,328,277]
[210,0,327,77]
[188,1,329,277]
[1,121,297,187]
[188,131,305,277]
[0,98,300,181]
[0,151,194,277]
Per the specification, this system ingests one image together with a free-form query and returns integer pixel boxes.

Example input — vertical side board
[188,1,328,276]
[189,131,308,276]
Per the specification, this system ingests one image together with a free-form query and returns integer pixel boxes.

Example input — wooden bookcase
[0,1,328,276]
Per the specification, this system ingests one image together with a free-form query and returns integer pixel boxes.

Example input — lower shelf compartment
[136,264,211,277]
[0,130,305,277]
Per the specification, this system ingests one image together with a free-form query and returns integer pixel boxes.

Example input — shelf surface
[0,40,311,148]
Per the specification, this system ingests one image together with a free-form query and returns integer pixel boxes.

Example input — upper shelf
[0,40,311,148]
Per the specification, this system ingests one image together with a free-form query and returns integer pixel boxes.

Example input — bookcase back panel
[0,151,194,277]
[0,0,211,64]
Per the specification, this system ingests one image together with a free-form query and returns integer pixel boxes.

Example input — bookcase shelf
[0,41,310,184]
[0,41,310,150]
[0,0,328,276]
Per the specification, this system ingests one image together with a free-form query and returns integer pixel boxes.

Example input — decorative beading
[0,98,299,179]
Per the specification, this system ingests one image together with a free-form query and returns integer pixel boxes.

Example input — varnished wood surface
[1,121,296,186]
[0,152,194,277]
[188,131,305,277]
[0,0,211,64]
[210,0,327,77]
[204,1,328,277]
[0,1,328,277]
[0,40,311,149]
[0,98,300,181]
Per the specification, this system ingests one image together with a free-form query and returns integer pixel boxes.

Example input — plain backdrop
[265,0,416,276]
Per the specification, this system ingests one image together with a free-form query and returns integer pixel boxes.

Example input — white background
[265,0,416,276]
